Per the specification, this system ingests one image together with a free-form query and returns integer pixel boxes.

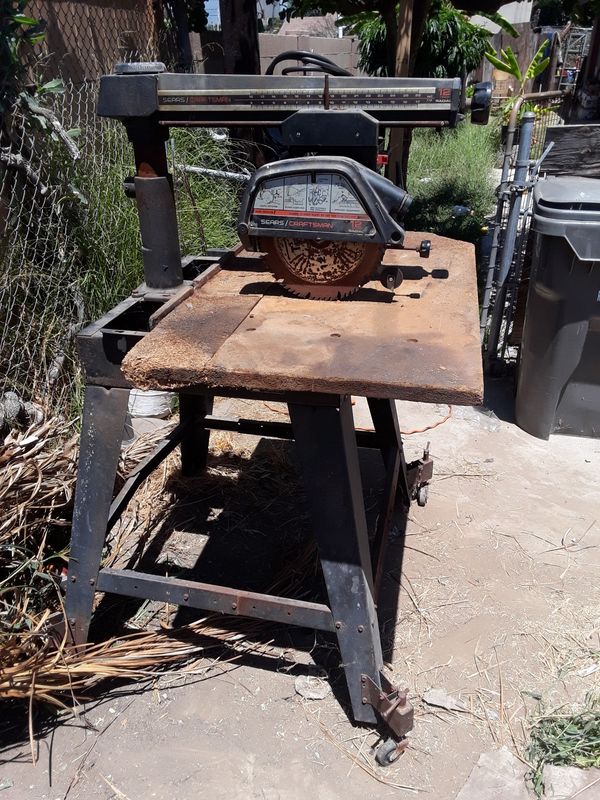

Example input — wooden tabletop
[123,232,483,405]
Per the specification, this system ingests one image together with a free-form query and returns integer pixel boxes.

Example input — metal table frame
[63,64,438,750]
[66,370,429,738]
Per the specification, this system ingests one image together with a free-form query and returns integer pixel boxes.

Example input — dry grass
[1,417,78,635]
[1,414,317,726]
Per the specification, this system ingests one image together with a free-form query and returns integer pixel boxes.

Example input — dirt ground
[2,380,600,800]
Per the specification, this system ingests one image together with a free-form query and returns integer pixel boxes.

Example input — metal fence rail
[480,91,564,368]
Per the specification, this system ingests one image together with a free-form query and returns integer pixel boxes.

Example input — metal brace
[361,674,414,738]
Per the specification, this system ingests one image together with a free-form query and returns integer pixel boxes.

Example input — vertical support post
[65,386,130,644]
[126,119,183,289]
[168,0,193,72]
[367,398,410,506]
[366,398,411,597]
[179,393,213,475]
[486,111,535,363]
[480,96,526,341]
[289,395,382,724]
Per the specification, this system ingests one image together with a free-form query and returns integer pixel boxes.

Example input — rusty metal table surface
[122,232,483,404]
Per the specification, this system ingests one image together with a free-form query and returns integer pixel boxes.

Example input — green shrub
[406,120,500,243]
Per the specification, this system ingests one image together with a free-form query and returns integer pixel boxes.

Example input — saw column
[125,118,183,290]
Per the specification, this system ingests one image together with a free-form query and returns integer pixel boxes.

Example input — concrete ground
[2,382,599,800]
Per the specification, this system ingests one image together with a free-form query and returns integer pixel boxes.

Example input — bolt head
[357,624,364,632]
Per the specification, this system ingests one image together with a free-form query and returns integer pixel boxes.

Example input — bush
[406,120,500,243]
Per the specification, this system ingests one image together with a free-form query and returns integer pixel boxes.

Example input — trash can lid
[534,176,600,208]
[534,177,600,261]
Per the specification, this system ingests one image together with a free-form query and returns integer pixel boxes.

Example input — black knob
[380,267,403,291]
[419,240,431,259]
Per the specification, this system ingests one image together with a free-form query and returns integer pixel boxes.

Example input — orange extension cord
[262,402,453,436]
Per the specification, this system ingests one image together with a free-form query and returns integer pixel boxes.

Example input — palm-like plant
[485,40,552,122]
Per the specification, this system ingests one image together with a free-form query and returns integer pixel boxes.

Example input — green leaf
[503,47,522,82]
[13,14,38,26]
[485,50,511,74]
[480,12,519,39]
[66,128,81,138]
[25,31,45,44]
[530,56,550,79]
[38,78,64,94]
[526,41,551,80]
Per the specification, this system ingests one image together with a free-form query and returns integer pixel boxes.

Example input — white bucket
[128,389,174,419]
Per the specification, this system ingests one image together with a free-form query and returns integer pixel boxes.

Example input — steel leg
[289,394,382,724]
[179,393,213,476]
[65,385,130,644]
[367,398,410,506]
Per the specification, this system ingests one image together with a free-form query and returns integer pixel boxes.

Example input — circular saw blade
[259,238,384,300]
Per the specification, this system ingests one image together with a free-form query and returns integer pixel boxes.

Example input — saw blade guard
[237,156,412,252]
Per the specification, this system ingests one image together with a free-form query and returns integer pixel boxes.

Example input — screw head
[89,578,95,586]
[183,593,189,601]
[357,624,364,633]
[70,575,76,583]
[231,602,237,610]
[335,621,342,629]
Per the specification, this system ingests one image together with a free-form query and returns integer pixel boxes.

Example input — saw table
[122,235,481,403]
[64,61,485,766]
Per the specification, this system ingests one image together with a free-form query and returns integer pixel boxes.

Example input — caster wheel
[375,737,406,767]
[417,485,429,507]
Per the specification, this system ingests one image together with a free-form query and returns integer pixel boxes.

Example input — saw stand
[63,63,445,766]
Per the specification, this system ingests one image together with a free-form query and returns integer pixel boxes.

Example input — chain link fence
[25,0,178,84]
[0,80,247,423]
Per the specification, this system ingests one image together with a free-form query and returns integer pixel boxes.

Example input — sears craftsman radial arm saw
[65,54,490,768]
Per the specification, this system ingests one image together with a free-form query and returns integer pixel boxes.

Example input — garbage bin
[515,176,600,440]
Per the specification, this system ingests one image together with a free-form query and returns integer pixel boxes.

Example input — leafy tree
[532,0,600,27]
[0,1,45,110]
[342,1,505,78]
[282,0,509,77]
[415,2,509,77]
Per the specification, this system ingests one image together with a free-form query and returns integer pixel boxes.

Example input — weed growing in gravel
[527,697,600,796]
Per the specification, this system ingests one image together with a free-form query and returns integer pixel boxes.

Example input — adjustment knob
[418,240,431,259]
[380,267,403,291]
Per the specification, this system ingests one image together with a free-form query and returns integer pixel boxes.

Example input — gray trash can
[515,176,600,440]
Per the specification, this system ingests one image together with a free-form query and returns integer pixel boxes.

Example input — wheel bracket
[361,674,414,738]
[406,441,433,501]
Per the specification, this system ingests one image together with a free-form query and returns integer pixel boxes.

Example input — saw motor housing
[238,155,413,299]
